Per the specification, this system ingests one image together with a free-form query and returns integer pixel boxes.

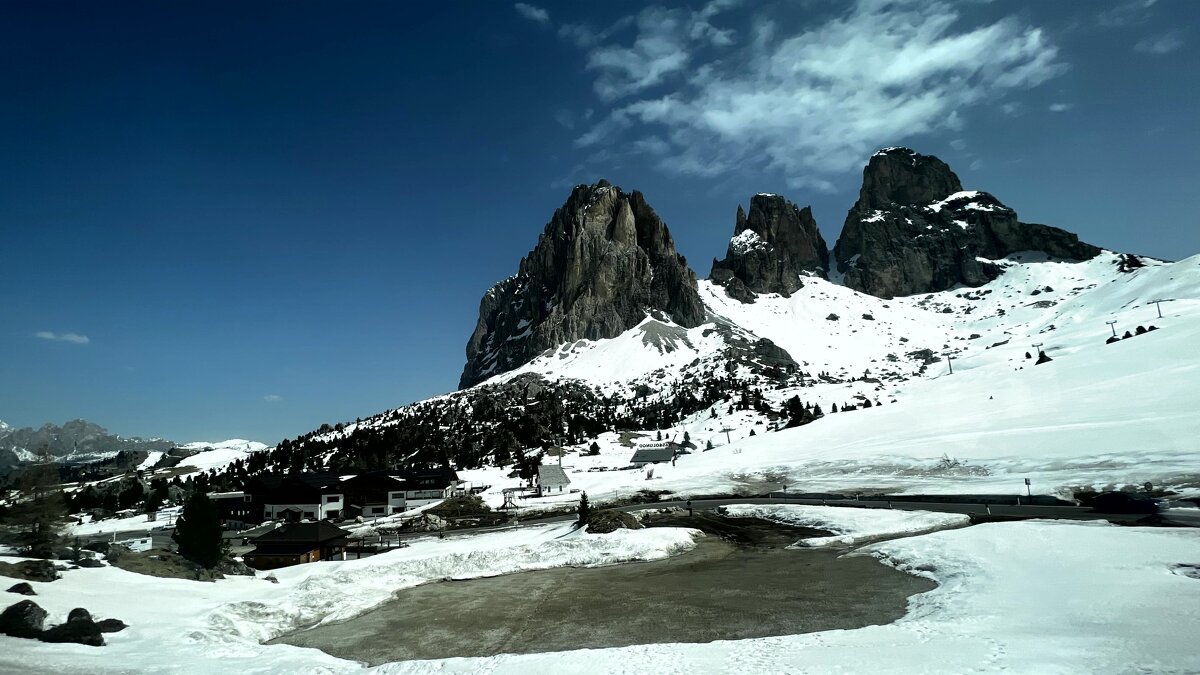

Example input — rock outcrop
[833,147,1101,298]
[5,583,35,596]
[0,600,47,639]
[460,181,706,388]
[710,193,829,302]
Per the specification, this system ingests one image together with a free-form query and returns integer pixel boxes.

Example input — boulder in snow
[0,600,48,638]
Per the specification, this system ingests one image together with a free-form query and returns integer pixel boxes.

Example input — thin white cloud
[1048,102,1073,112]
[514,3,550,27]
[571,1,740,101]
[1134,31,1184,54]
[572,0,1066,189]
[553,108,576,129]
[263,394,283,403]
[34,331,89,345]
[1097,0,1158,28]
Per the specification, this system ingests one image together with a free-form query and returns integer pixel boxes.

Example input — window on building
[325,495,339,503]
[303,511,315,519]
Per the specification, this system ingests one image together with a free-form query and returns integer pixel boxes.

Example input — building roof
[537,464,571,486]
[252,521,352,545]
[245,472,344,504]
[631,446,675,463]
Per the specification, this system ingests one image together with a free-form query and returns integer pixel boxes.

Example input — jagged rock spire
[709,193,829,302]
[460,181,705,388]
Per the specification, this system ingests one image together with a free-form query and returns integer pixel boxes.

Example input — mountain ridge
[463,147,1105,385]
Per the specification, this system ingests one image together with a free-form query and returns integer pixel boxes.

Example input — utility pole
[941,352,954,374]
[1151,300,1164,319]
[1033,342,1044,356]
[1105,320,1118,337]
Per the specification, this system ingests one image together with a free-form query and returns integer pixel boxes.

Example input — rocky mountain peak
[834,149,1101,298]
[460,181,705,388]
[858,147,963,212]
[710,193,830,302]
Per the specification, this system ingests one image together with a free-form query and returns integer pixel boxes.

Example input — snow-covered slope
[176,439,269,472]
[456,252,1200,501]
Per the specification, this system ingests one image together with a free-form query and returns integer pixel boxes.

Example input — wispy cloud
[34,331,90,345]
[514,3,550,27]
[1097,0,1158,28]
[1048,102,1073,112]
[1134,31,1184,54]
[574,1,741,102]
[263,394,283,403]
[567,0,1065,190]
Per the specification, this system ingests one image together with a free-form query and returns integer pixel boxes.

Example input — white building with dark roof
[537,464,571,496]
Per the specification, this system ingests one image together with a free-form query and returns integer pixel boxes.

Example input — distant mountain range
[0,418,266,472]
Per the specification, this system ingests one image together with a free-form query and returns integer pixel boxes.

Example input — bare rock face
[833,147,1101,298]
[460,181,705,388]
[710,194,829,302]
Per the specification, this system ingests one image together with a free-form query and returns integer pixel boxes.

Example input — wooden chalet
[243,521,352,570]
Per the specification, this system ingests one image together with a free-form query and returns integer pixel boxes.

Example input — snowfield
[66,511,171,536]
[459,252,1200,504]
[176,439,270,472]
[719,504,970,546]
[0,523,699,674]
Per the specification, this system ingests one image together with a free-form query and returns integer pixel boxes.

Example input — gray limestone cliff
[709,193,829,302]
[460,181,705,388]
[833,147,1101,298]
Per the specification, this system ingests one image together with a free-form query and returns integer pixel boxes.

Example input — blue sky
[2,0,1196,444]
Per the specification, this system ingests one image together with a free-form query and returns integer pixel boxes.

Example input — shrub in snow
[585,509,642,534]
[97,618,127,633]
[39,614,104,647]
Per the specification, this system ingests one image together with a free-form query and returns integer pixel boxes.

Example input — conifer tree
[173,488,226,568]
[10,446,66,558]
[577,492,591,528]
